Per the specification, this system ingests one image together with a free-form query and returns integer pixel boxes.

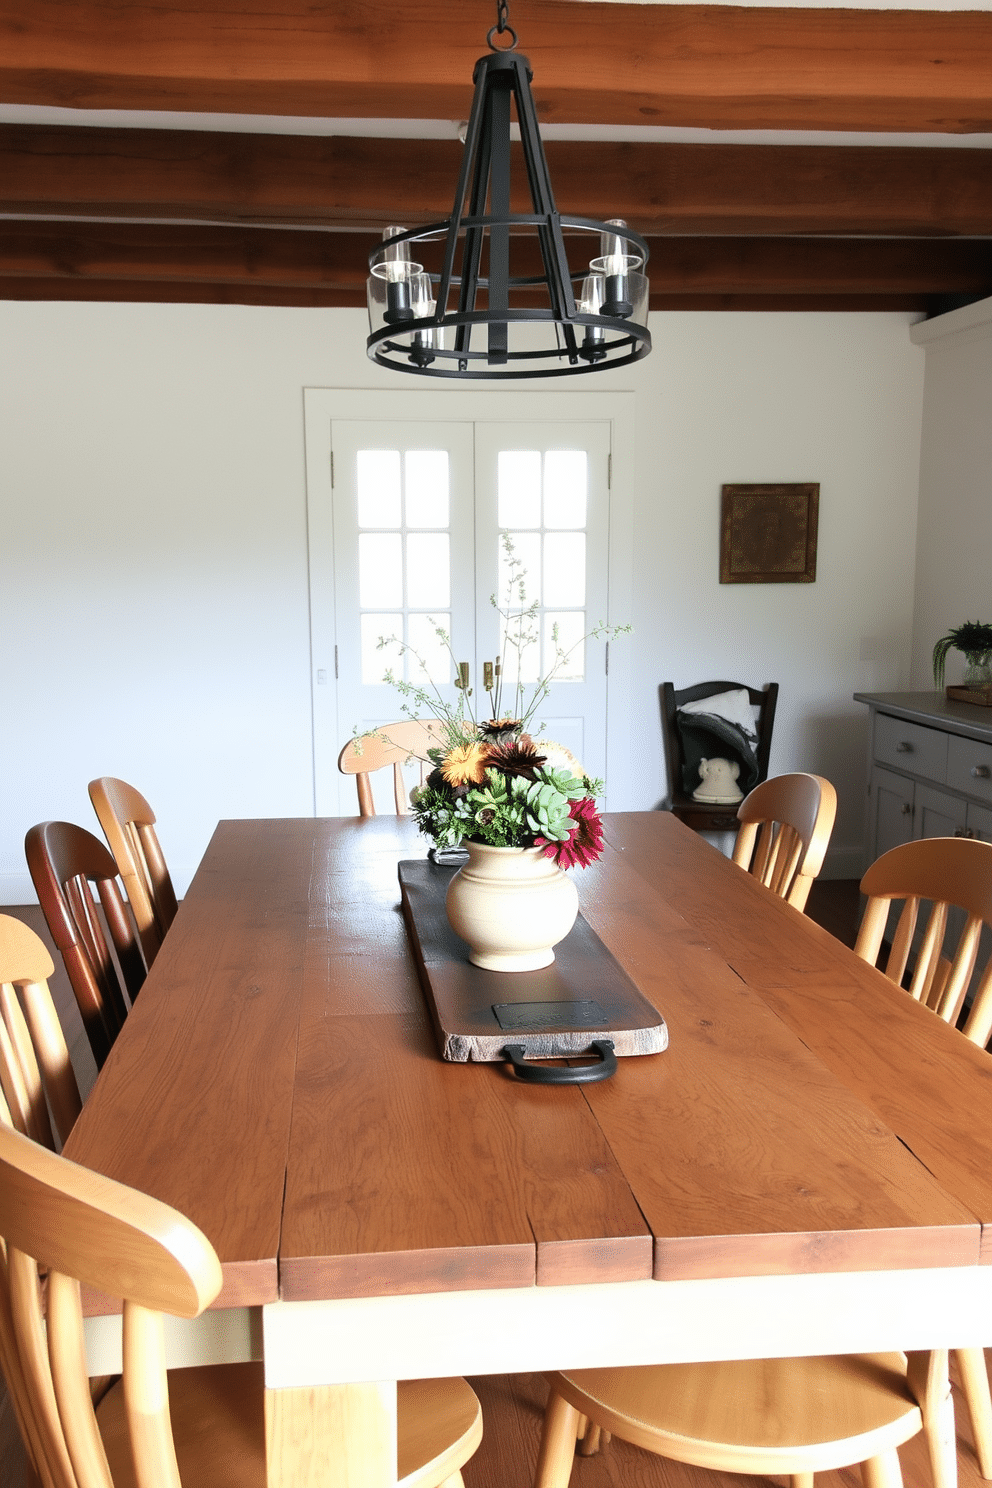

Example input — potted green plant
[932,620,992,689]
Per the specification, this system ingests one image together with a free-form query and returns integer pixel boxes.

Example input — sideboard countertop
[854,691,992,745]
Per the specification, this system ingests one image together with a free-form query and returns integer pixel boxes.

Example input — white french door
[305,391,630,817]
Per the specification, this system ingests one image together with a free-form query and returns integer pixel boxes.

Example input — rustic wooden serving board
[398,858,669,1062]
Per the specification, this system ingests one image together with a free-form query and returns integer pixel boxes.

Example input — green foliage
[518,778,574,842]
[932,621,992,688]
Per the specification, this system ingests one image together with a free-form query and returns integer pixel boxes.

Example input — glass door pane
[326,420,476,814]
[474,421,612,784]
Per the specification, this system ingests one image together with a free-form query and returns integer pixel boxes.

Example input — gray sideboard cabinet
[854,692,992,867]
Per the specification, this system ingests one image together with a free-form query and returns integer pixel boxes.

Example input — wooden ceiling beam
[0,278,929,313]
[6,126,992,237]
[3,2,992,132]
[2,220,988,298]
[0,220,374,290]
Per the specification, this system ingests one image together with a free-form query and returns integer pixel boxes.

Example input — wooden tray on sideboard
[947,685,992,707]
[398,858,669,1063]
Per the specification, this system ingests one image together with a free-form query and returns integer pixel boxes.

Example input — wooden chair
[0,914,82,1149]
[338,719,451,817]
[24,821,146,1071]
[535,1349,956,1488]
[855,836,992,1044]
[0,1117,483,1488]
[660,680,779,834]
[854,834,992,1479]
[89,776,178,966]
[732,771,838,912]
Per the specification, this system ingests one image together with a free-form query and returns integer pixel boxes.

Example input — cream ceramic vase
[445,840,579,972]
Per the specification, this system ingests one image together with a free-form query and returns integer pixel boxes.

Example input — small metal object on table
[398,859,668,1082]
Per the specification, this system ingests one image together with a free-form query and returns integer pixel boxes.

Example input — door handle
[895,741,913,753]
[971,765,991,779]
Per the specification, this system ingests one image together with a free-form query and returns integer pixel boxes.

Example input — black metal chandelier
[366,2,651,379]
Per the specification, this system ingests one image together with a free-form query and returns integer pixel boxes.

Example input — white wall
[911,299,992,689]
[1,301,925,900]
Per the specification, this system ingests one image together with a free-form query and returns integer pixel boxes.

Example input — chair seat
[97,1360,483,1488]
[548,1354,921,1476]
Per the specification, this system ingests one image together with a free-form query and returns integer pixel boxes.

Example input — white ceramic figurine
[692,757,743,804]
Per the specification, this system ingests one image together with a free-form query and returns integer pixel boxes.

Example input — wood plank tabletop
[64,818,313,1307]
[604,812,992,1259]
[64,812,992,1309]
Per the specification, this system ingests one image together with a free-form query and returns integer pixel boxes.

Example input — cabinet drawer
[947,734,992,804]
[873,714,947,783]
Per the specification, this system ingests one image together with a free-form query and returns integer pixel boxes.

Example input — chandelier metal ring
[486,22,518,51]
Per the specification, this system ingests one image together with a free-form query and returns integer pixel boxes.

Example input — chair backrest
[855,836,992,1045]
[24,821,147,1071]
[660,681,779,807]
[338,719,450,817]
[88,776,178,966]
[732,772,838,912]
[0,1116,221,1488]
[0,914,82,1149]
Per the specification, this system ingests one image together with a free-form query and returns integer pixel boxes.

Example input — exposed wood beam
[6,126,992,238]
[0,278,928,313]
[2,220,988,299]
[3,2,992,132]
[0,220,373,290]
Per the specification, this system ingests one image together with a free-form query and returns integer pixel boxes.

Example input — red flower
[536,797,605,869]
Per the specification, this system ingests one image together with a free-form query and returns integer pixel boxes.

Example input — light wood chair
[855,835,992,1044]
[0,1117,483,1488]
[0,914,82,1149]
[338,719,451,817]
[732,771,838,912]
[24,820,147,1071]
[536,1350,956,1488]
[89,776,178,966]
[855,833,992,1479]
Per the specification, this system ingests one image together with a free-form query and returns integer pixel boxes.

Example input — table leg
[264,1380,398,1488]
[907,1350,957,1488]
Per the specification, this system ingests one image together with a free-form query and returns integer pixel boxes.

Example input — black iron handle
[502,1040,617,1084]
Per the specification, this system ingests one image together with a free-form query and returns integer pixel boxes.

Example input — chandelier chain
[487,0,517,51]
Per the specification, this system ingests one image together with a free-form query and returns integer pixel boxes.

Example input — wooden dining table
[65,811,992,1488]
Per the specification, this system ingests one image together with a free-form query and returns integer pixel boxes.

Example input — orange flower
[440,742,490,787]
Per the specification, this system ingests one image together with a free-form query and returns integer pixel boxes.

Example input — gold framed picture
[720,483,819,585]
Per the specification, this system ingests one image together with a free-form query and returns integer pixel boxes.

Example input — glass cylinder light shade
[408,273,447,367]
[367,226,424,331]
[578,275,608,363]
[588,217,648,322]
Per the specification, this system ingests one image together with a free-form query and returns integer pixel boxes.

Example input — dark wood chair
[24,821,146,1071]
[660,680,779,834]
[89,776,178,965]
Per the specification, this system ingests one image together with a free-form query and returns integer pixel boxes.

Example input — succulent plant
[517,778,574,842]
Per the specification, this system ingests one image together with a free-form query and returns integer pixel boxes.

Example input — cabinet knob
[971,764,991,779]
[895,741,913,753]
[901,802,912,814]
